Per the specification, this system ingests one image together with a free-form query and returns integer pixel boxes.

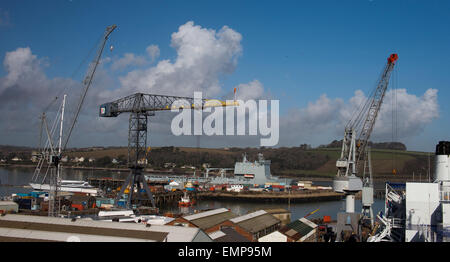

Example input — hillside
[1,144,433,182]
[64,146,432,181]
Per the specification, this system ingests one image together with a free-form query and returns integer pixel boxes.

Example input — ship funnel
[434,141,450,182]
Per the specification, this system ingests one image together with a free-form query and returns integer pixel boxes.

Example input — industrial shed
[0,214,212,242]
[263,208,291,226]
[214,210,281,241]
[258,217,318,242]
[167,208,237,233]
[281,218,318,242]
[208,227,250,242]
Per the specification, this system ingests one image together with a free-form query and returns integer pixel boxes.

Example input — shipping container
[71,204,84,211]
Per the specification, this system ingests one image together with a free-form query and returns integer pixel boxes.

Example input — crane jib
[336,53,398,178]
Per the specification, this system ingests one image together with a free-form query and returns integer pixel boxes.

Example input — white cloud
[0,47,78,109]
[373,88,439,139]
[278,88,439,146]
[146,45,160,62]
[116,21,242,98]
[111,53,147,71]
[0,23,440,151]
[234,80,265,101]
[110,45,160,71]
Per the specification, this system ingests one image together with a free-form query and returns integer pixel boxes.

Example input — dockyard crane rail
[99,92,238,209]
[333,54,398,220]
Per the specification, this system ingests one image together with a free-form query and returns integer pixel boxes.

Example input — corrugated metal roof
[144,225,212,242]
[279,218,317,241]
[230,210,267,224]
[0,214,213,242]
[184,208,229,221]
[0,228,157,242]
[208,230,226,240]
[263,208,290,214]
[299,217,317,228]
[0,219,167,242]
[233,213,280,233]
[213,227,250,242]
[189,211,237,230]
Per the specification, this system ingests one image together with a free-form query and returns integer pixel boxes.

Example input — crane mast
[335,54,398,181]
[333,54,398,241]
[31,25,116,217]
[63,24,117,151]
[100,93,237,209]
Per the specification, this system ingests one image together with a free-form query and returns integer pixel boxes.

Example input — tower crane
[333,54,398,238]
[99,93,237,209]
[31,25,116,216]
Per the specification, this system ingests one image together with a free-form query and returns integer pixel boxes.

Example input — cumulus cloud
[0,47,80,146]
[0,22,246,147]
[373,88,439,139]
[110,53,147,71]
[110,45,160,71]
[114,21,242,98]
[146,45,160,62]
[0,22,439,150]
[279,88,439,146]
[0,47,78,111]
[234,80,265,101]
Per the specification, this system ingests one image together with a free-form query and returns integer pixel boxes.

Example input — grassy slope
[280,148,430,180]
[63,146,430,181]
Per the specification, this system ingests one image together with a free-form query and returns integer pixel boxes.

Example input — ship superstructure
[369,141,450,242]
[145,153,288,186]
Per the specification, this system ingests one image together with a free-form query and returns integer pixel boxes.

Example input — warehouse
[263,208,291,226]
[0,214,212,242]
[258,217,318,242]
[208,227,250,242]
[167,208,237,233]
[215,210,281,241]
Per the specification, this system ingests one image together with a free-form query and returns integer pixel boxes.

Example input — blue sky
[0,0,449,151]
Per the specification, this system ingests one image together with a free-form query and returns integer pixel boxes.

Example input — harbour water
[0,166,385,220]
